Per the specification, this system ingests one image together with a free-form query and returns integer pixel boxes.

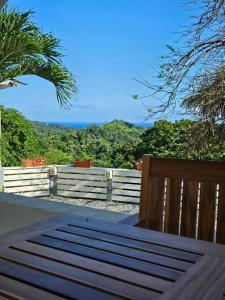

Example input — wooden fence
[3,166,50,197]
[2,166,141,203]
[112,169,141,203]
[57,167,108,200]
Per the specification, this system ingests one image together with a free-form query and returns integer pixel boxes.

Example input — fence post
[106,169,113,201]
[49,166,57,197]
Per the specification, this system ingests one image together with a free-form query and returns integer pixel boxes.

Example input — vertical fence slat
[216,184,225,244]
[140,155,151,224]
[147,177,165,231]
[198,182,217,242]
[180,181,198,238]
[164,178,182,235]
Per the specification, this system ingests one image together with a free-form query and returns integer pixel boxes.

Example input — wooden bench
[121,155,225,244]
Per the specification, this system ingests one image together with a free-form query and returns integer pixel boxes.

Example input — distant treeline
[1,106,225,167]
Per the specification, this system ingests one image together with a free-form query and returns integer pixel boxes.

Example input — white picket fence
[2,166,141,203]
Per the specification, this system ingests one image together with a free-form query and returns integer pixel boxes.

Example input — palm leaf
[0,7,77,107]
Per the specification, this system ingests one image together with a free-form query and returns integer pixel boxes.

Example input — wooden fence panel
[180,181,199,238]
[57,167,107,201]
[112,169,141,203]
[198,182,217,242]
[164,178,182,235]
[3,167,50,197]
[3,166,142,203]
[147,177,165,231]
[216,184,225,244]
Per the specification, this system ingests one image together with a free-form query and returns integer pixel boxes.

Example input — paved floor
[0,192,127,236]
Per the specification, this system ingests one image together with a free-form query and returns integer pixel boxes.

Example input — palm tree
[0,8,77,107]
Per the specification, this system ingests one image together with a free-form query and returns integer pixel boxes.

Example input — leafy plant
[0,8,77,106]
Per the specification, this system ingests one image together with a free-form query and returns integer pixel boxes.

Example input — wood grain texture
[139,154,151,223]
[61,222,201,262]
[216,184,225,244]
[3,178,49,187]
[4,173,48,181]
[159,255,225,300]
[164,178,182,235]
[111,195,140,203]
[113,170,141,178]
[57,185,107,193]
[57,173,105,181]
[57,178,107,187]
[4,167,48,175]
[180,181,198,238]
[30,234,182,281]
[198,182,217,242]
[0,274,64,300]
[0,258,120,300]
[58,167,106,175]
[1,214,225,299]
[150,157,225,182]
[112,176,141,184]
[139,156,225,245]
[13,240,171,292]
[113,182,141,191]
[0,247,158,300]
[147,177,165,231]
[4,184,49,193]
[43,228,191,271]
[57,190,107,200]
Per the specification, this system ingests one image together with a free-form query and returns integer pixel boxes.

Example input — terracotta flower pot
[74,160,93,168]
[21,157,46,167]
[135,161,142,171]
[22,160,33,167]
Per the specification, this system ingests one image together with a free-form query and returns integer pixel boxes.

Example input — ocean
[48,121,153,129]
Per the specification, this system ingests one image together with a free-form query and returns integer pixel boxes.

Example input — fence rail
[57,167,108,200]
[112,169,141,203]
[1,166,141,203]
[3,166,50,197]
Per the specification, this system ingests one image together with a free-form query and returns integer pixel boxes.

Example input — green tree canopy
[1,106,40,166]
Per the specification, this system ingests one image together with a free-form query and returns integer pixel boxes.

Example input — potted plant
[74,160,93,168]
[22,157,46,167]
[135,161,142,171]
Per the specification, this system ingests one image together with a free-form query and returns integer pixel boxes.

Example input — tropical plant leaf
[0,7,77,106]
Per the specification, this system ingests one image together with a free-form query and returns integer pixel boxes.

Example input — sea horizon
[47,121,153,129]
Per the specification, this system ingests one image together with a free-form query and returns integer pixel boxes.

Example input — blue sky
[2,0,189,122]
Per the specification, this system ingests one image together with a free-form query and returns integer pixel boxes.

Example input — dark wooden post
[139,154,151,226]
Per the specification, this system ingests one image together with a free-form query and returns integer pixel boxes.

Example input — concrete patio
[0,192,127,236]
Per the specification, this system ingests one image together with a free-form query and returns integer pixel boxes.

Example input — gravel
[47,196,139,215]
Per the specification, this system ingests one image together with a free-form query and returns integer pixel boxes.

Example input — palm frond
[0,7,77,107]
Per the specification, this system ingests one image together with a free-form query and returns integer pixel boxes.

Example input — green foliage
[2,108,225,168]
[0,8,76,106]
[1,106,40,166]
[33,120,143,168]
[44,149,74,165]
[139,119,225,161]
[139,119,194,159]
